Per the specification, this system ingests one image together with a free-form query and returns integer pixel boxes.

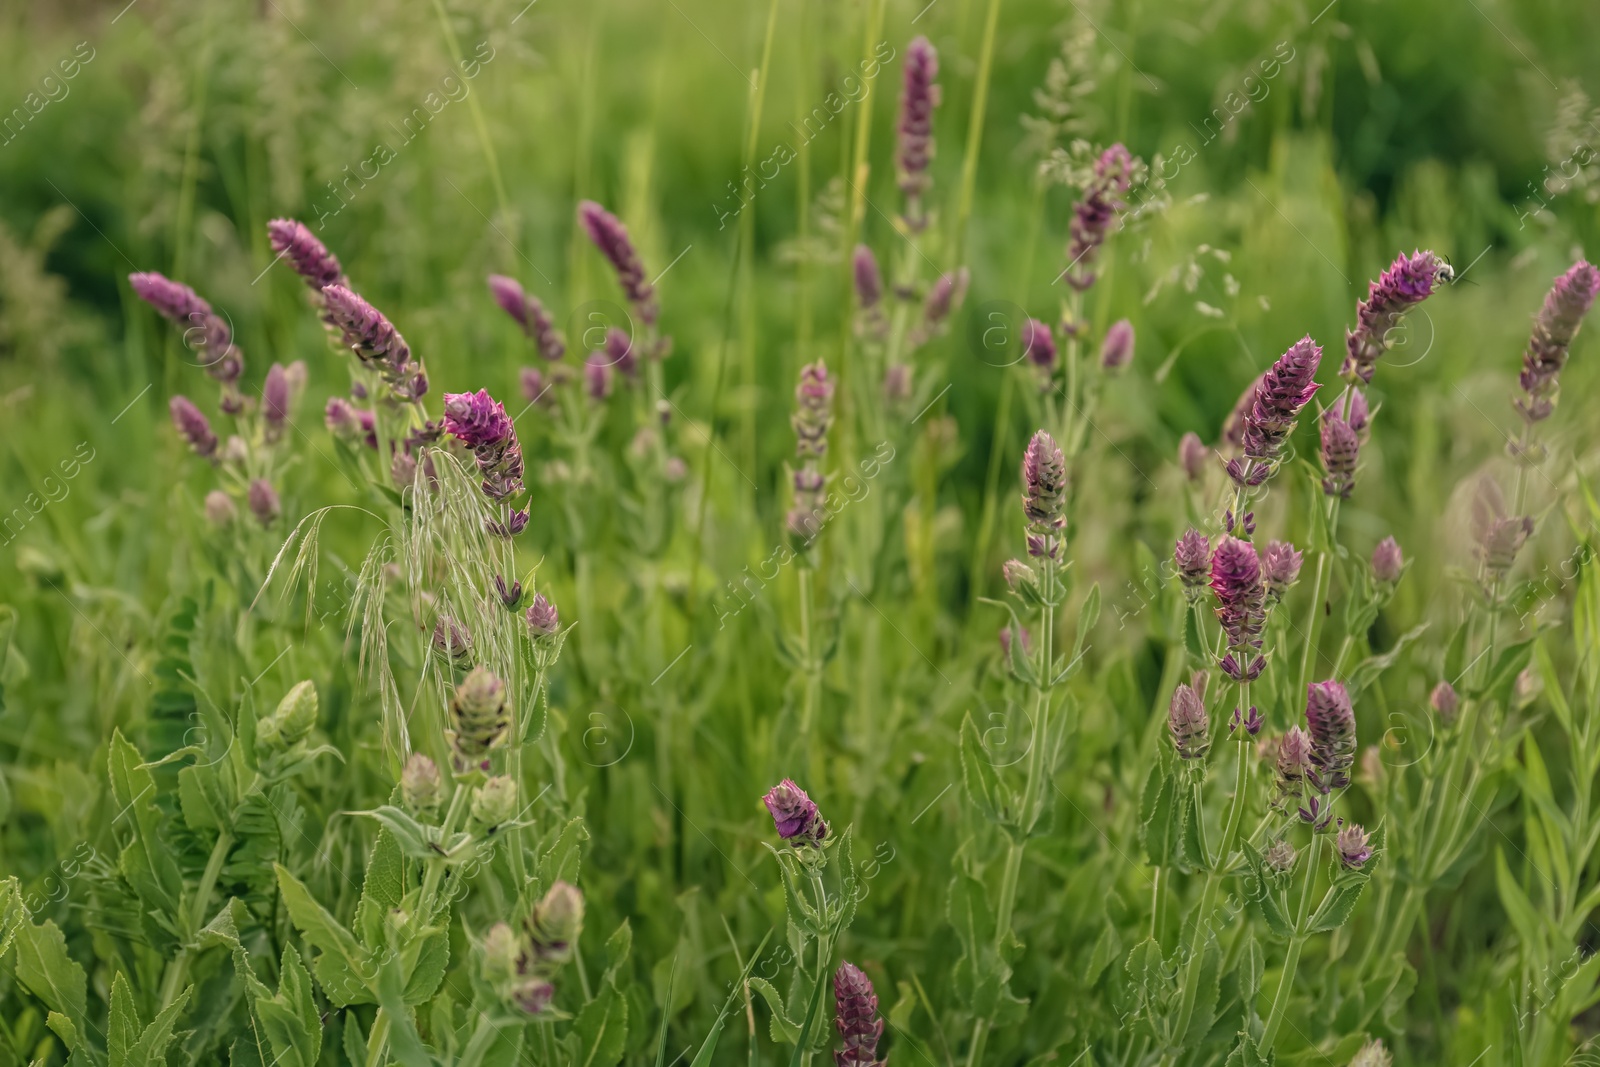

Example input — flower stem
[1261,834,1322,1052]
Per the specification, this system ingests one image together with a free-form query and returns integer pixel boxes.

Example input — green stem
[420,783,470,915]
[1261,835,1322,1052]
[365,1008,393,1067]
[950,0,1004,264]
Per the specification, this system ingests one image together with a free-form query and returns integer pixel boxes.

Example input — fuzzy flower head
[1022,318,1058,376]
[895,36,941,210]
[578,200,657,325]
[1262,540,1303,602]
[763,778,827,845]
[204,489,235,526]
[1371,536,1404,584]
[1100,318,1135,372]
[267,218,346,291]
[1305,680,1356,792]
[1272,726,1313,811]
[524,881,585,971]
[444,390,514,451]
[488,274,565,361]
[1471,476,1534,579]
[1350,1039,1392,1067]
[1167,684,1209,760]
[1230,336,1322,487]
[1264,839,1297,873]
[321,284,410,368]
[852,244,883,310]
[1174,528,1210,599]
[401,753,443,818]
[1320,409,1360,498]
[262,363,291,442]
[792,361,835,459]
[1179,432,1208,481]
[1064,144,1133,291]
[1429,680,1459,724]
[447,666,511,770]
[1336,821,1373,869]
[1342,250,1452,384]
[1021,430,1068,545]
[922,268,969,328]
[526,594,559,638]
[248,479,281,526]
[1516,260,1600,424]
[834,961,887,1067]
[131,272,241,383]
[1210,537,1266,680]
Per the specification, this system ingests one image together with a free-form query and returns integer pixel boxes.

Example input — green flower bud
[481,922,521,984]
[272,680,319,747]
[447,666,510,770]
[401,753,443,818]
[525,880,584,968]
[470,775,518,829]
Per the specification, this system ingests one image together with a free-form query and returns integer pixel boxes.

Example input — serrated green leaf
[12,913,86,1026]
[108,729,183,919]
[565,982,628,1067]
[275,864,374,1005]
[1139,764,1180,868]
[960,712,1015,829]
[540,816,589,893]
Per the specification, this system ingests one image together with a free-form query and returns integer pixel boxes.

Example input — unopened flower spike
[169,395,218,459]
[1262,540,1303,603]
[1336,820,1373,869]
[268,218,346,293]
[1021,430,1067,560]
[1178,432,1208,481]
[1342,250,1453,384]
[130,271,242,385]
[1210,536,1266,681]
[1064,144,1133,291]
[1168,684,1210,760]
[1228,336,1321,489]
[1515,260,1600,426]
[1100,318,1135,372]
[896,35,941,223]
[446,665,510,772]
[578,200,658,325]
[1320,408,1360,498]
[834,961,887,1067]
[1371,536,1403,584]
[488,274,566,361]
[1174,528,1210,600]
[763,778,828,845]
[1305,680,1356,793]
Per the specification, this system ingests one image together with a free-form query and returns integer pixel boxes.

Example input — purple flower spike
[321,284,412,369]
[267,219,346,291]
[1320,410,1360,498]
[1262,540,1303,602]
[793,362,836,459]
[444,390,514,451]
[896,36,941,210]
[526,594,559,637]
[1178,433,1208,481]
[1342,250,1453,384]
[1371,536,1403,583]
[169,395,218,458]
[1174,528,1210,598]
[1022,318,1058,374]
[604,327,638,379]
[1272,726,1314,812]
[1230,705,1263,736]
[1210,537,1265,677]
[1336,821,1372,869]
[488,274,566,361]
[882,364,912,404]
[1100,319,1134,371]
[763,778,827,845]
[1232,336,1322,486]
[1168,684,1209,760]
[263,363,291,442]
[1430,680,1459,724]
[131,272,241,383]
[1347,388,1371,435]
[1305,680,1356,792]
[834,961,887,1067]
[923,268,969,326]
[1021,430,1068,558]
[1064,144,1133,291]
[852,245,883,310]
[578,200,657,325]
[1516,260,1600,424]
[584,353,614,401]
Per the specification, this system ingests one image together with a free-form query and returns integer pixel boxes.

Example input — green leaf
[1073,582,1101,659]
[108,972,141,1067]
[178,759,233,834]
[750,977,801,1044]
[1242,844,1293,939]
[108,729,183,920]
[1124,938,1165,1010]
[251,944,323,1067]
[1185,935,1223,1044]
[1084,919,1121,985]
[1139,764,1180,868]
[350,805,446,863]
[374,951,437,1067]
[1184,606,1207,664]
[1224,1030,1273,1066]
[540,817,589,892]
[1344,623,1430,699]
[960,712,1015,829]
[687,928,772,1067]
[1494,846,1544,959]
[356,828,408,948]
[786,961,831,1067]
[12,913,87,1027]
[128,986,193,1066]
[1239,935,1263,1021]
[275,863,374,1005]
[565,982,628,1067]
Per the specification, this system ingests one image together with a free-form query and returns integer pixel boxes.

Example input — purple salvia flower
[1210,536,1266,681]
[584,353,614,401]
[1230,705,1263,736]
[263,362,290,442]
[526,594,559,637]
[1178,432,1208,481]
[788,468,827,543]
[169,395,218,458]
[762,778,827,845]
[1229,336,1322,487]
[923,267,969,327]
[1272,726,1313,812]
[1021,430,1067,559]
[130,272,241,383]
[604,327,638,379]
[1341,250,1453,384]
[1174,528,1210,599]
[247,479,281,526]
[578,200,658,326]
[488,274,566,361]
[852,245,883,310]
[1264,839,1297,873]
[1516,260,1600,424]
[1064,144,1133,291]
[267,218,346,291]
[521,367,556,408]
[1319,409,1360,498]
[834,961,886,1067]
[1336,821,1372,869]
[1371,536,1403,584]
[321,284,411,368]
[1262,540,1303,602]
[1100,318,1134,371]
[895,36,940,212]
[793,361,835,459]
[882,364,912,404]
[1305,680,1356,792]
[1221,372,1264,451]
[1471,476,1534,579]
[1022,318,1058,374]
[444,390,515,450]
[494,575,523,610]
[1430,680,1458,724]
[1168,684,1209,760]
[324,397,363,440]
[1347,388,1371,435]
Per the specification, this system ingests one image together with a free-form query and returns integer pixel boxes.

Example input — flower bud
[1371,536,1403,583]
[248,479,281,526]
[447,666,510,769]
[1264,838,1296,873]
[1350,1038,1392,1067]
[1178,432,1208,481]
[263,363,290,441]
[170,395,218,458]
[1174,528,1210,598]
[471,775,518,829]
[526,881,585,968]
[260,680,318,751]
[481,922,521,984]
[526,594,559,637]
[401,753,443,817]
[834,961,886,1067]
[1022,318,1058,374]
[204,489,236,526]
[1099,318,1134,371]
[762,778,827,845]
[432,616,473,662]
[1305,681,1356,792]
[1272,726,1313,812]
[1429,680,1458,724]
[1002,558,1038,596]
[1167,684,1209,760]
[1262,540,1303,602]
[852,244,882,309]
[1336,821,1372,869]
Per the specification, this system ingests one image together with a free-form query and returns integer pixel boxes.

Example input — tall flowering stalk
[268,218,347,329]
[833,962,887,1066]
[789,362,835,762]
[130,271,245,407]
[896,35,940,230]
[1340,250,1454,385]
[488,273,566,362]
[443,389,528,537]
